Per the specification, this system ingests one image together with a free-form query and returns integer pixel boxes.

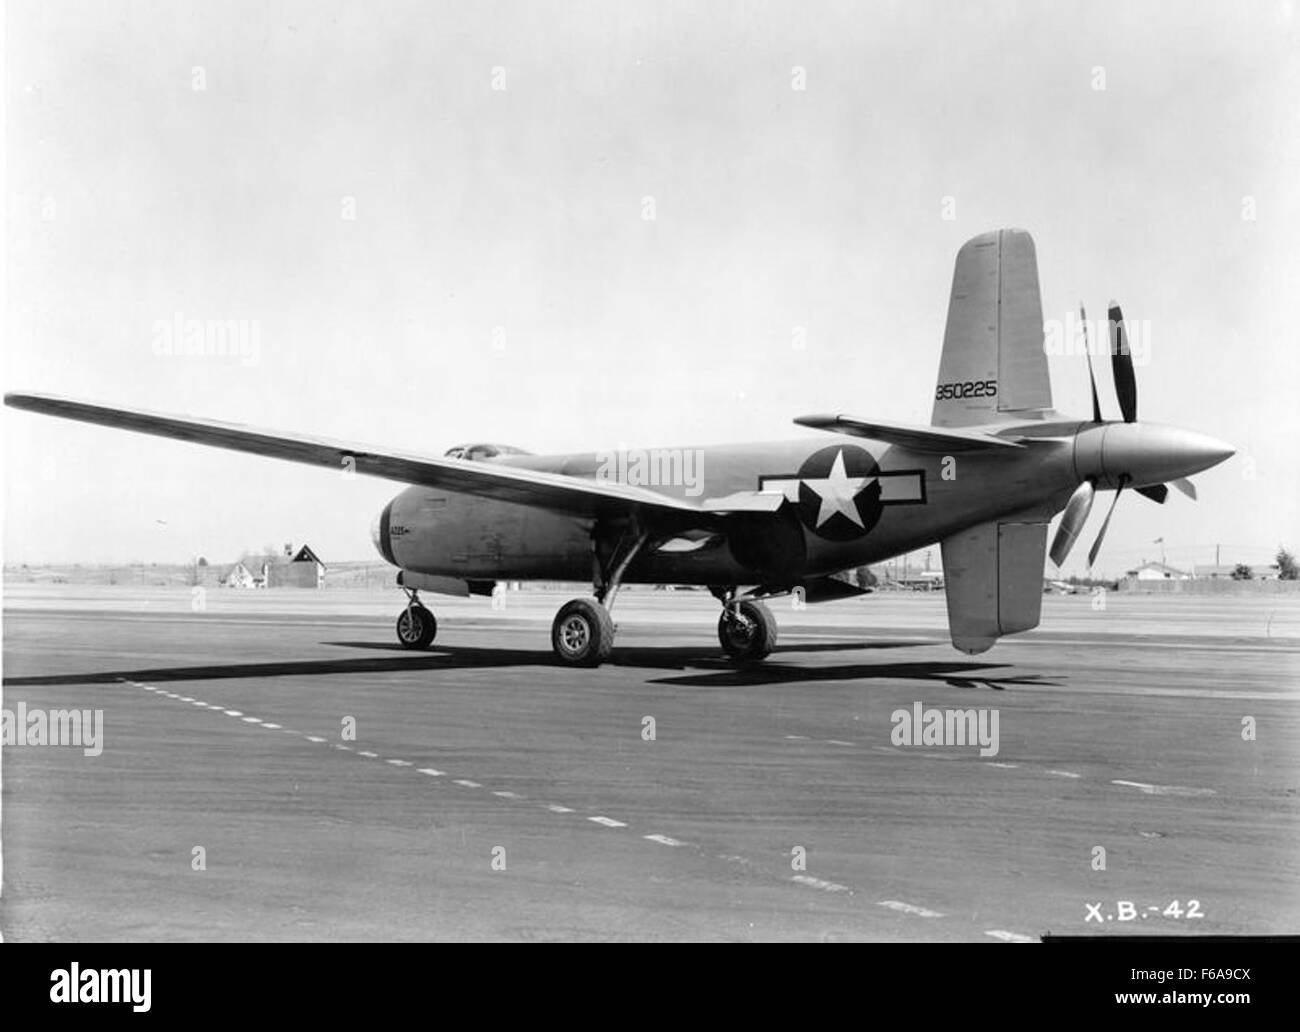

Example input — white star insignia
[801,449,871,528]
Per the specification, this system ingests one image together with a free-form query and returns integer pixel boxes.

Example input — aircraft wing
[4,392,747,523]
[793,414,1025,451]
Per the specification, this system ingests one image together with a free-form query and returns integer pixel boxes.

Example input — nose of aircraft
[1075,422,1235,488]
[371,500,397,565]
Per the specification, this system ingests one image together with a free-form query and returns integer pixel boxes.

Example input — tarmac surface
[3,585,1298,941]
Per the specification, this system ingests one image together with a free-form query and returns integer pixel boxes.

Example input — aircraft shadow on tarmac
[3,639,1061,693]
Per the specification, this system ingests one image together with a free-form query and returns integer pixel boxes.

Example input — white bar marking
[986,930,1037,942]
[792,875,850,893]
[878,899,943,918]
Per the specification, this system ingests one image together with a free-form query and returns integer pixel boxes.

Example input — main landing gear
[395,587,437,650]
[550,521,650,668]
[716,597,777,664]
[549,591,778,668]
[547,515,783,668]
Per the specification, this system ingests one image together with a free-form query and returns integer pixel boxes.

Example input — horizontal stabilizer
[794,414,1024,452]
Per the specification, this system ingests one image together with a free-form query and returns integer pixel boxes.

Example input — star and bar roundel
[759,444,927,541]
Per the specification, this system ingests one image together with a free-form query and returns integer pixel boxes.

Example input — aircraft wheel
[396,604,436,649]
[551,597,615,667]
[718,600,777,664]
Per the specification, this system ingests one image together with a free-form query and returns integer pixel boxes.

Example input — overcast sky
[4,0,1297,577]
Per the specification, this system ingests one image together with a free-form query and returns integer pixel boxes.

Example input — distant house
[1125,561,1191,581]
[223,561,256,589]
[262,544,326,588]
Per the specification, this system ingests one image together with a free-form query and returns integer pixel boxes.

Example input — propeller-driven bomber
[6,229,1233,666]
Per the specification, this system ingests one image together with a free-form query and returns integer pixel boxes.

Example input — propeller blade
[1049,479,1096,566]
[1087,475,1129,569]
[1108,301,1138,423]
[1136,483,1168,504]
[1171,477,1197,500]
[1080,302,1102,422]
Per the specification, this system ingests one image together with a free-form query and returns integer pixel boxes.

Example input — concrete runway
[3,585,1298,941]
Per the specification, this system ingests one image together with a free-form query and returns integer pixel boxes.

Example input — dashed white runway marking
[878,899,943,918]
[988,762,1020,769]
[986,930,1038,943]
[792,875,850,893]
[1047,770,1081,779]
[1112,779,1215,797]
[121,675,1040,936]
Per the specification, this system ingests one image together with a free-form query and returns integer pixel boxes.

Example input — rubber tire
[551,597,615,667]
[717,599,777,664]
[396,604,437,650]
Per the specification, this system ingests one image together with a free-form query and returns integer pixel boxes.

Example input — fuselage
[373,430,1086,585]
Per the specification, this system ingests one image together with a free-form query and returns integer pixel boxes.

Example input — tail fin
[941,515,1048,654]
[931,228,1052,428]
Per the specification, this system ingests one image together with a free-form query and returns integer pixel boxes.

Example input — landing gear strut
[550,521,650,668]
[716,595,778,664]
[395,588,436,650]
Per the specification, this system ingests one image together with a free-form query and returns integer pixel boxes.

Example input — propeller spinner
[1049,300,1233,569]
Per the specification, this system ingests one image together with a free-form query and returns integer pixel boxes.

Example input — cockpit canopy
[443,443,533,462]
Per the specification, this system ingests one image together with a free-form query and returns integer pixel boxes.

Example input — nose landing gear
[395,588,437,649]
